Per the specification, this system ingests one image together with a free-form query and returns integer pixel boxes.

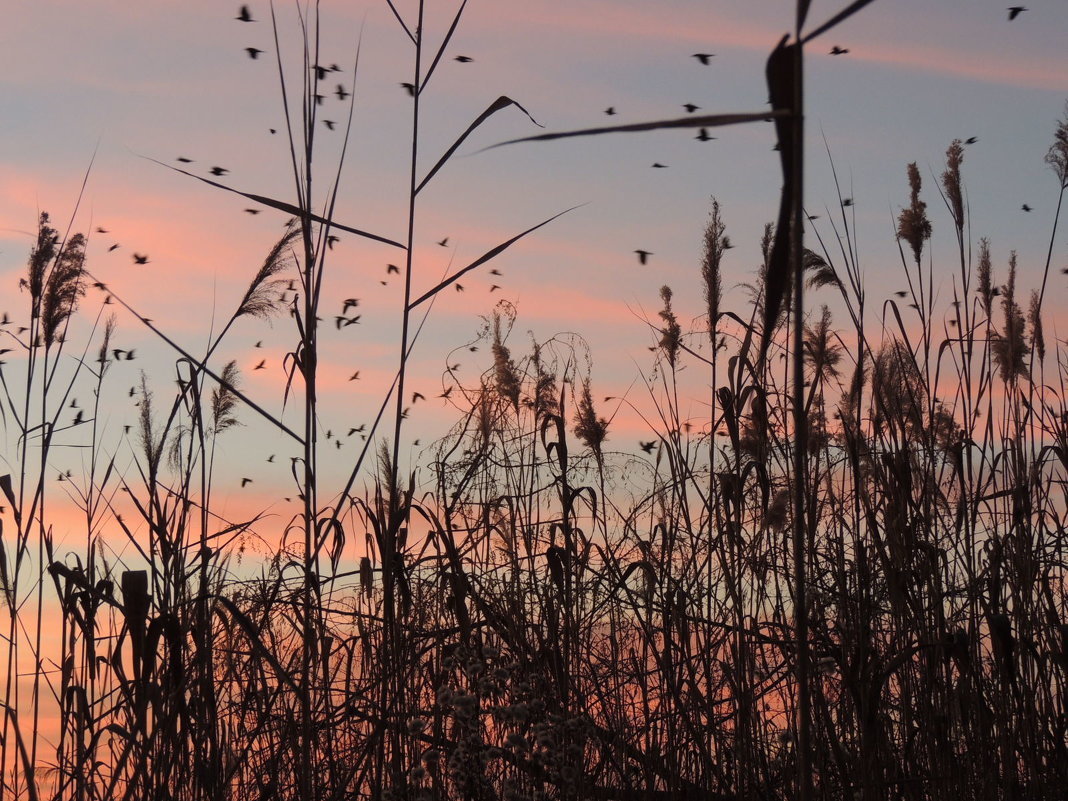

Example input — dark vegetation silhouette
[3,1,1068,800]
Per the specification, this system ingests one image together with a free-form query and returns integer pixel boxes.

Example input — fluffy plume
[977,237,994,317]
[896,162,932,265]
[1046,101,1068,188]
[491,312,521,411]
[41,232,87,347]
[211,360,242,434]
[24,212,58,310]
[1028,290,1045,363]
[941,140,965,232]
[657,286,682,367]
[991,251,1027,384]
[701,198,726,341]
[236,218,300,320]
[573,378,608,466]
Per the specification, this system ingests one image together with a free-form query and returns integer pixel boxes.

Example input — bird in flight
[324,120,336,130]
[692,53,714,65]
[176,156,193,163]
[387,264,400,274]
[605,107,616,116]
[682,103,700,113]
[244,208,260,214]
[454,55,473,63]
[639,440,656,453]
[651,163,667,169]
[109,244,120,252]
[1007,6,1027,21]
[634,249,652,265]
[1022,204,1033,212]
[437,237,449,247]
[696,128,715,141]
[210,166,228,176]
[246,47,263,59]
[241,477,253,487]
[236,5,253,22]
[842,198,854,207]
[830,46,849,55]
[349,370,361,381]
[254,359,266,370]
[400,82,415,96]
[343,298,359,313]
[336,84,350,100]
[964,136,978,144]
[132,253,149,264]
[96,227,108,234]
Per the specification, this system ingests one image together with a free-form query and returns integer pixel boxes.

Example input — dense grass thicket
[4,3,1068,801]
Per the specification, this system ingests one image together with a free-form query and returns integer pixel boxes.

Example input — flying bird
[455,283,464,292]
[412,392,425,403]
[108,244,120,252]
[244,208,260,214]
[490,284,501,292]
[343,298,359,313]
[387,264,400,274]
[605,107,616,116]
[246,47,263,59]
[490,268,501,276]
[454,55,473,63]
[177,156,193,163]
[400,82,415,96]
[437,237,449,246]
[830,46,850,55]
[96,227,108,234]
[132,253,149,264]
[639,440,656,453]
[336,84,350,100]
[696,128,715,141]
[842,198,854,207]
[210,166,228,176]
[692,53,714,65]
[236,5,253,22]
[241,478,253,487]
[324,120,335,130]
[1022,203,1033,212]
[254,359,266,370]
[349,370,361,381]
[964,136,978,144]
[438,386,454,399]
[682,103,700,113]
[1007,6,1027,21]
[651,163,667,169]
[634,249,652,265]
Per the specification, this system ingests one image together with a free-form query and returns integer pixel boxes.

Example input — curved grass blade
[416,96,543,195]
[487,111,783,150]
[144,158,406,250]
[384,0,416,45]
[407,204,583,310]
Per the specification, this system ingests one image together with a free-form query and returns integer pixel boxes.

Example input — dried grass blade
[416,96,542,194]
[801,0,880,43]
[144,158,406,249]
[420,0,468,90]
[488,111,783,150]
[407,204,582,309]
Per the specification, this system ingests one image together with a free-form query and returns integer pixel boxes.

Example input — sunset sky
[3,0,1068,549]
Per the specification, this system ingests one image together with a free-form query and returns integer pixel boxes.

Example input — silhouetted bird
[639,440,656,453]
[177,156,193,163]
[267,454,275,462]
[387,264,400,274]
[327,235,339,249]
[634,249,652,265]
[454,55,473,63]
[1022,204,1033,212]
[490,268,501,276]
[236,5,253,22]
[1007,6,1027,21]
[490,284,501,292]
[349,370,361,381]
[830,46,849,55]
[412,392,425,403]
[245,208,260,214]
[437,237,449,246]
[682,103,700,113]
[254,359,266,370]
[400,82,415,96]
[241,477,253,487]
[692,53,714,65]
[455,283,464,292]
[132,253,149,264]
[336,84,349,100]
[605,106,616,116]
[651,163,667,169]
[108,244,120,252]
[696,128,714,141]
[210,166,228,176]
[894,291,908,298]
[324,119,336,130]
[965,136,978,144]
[96,227,108,233]
[246,47,263,59]
[438,386,454,399]
[343,298,359,313]
[842,198,854,207]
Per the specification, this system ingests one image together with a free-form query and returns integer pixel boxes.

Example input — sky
[2,0,1068,553]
